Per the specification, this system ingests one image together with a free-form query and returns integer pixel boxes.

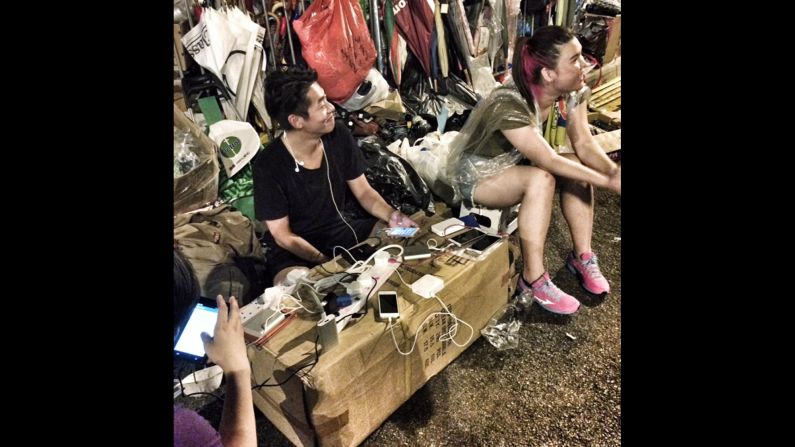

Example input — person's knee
[526,169,556,194]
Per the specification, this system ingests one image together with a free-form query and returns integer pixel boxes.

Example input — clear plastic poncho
[445,79,591,204]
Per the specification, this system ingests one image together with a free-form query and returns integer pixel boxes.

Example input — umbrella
[443,0,475,85]
[383,0,403,86]
[433,0,448,79]
[393,0,435,78]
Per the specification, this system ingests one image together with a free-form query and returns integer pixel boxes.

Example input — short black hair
[174,247,200,341]
[264,66,318,130]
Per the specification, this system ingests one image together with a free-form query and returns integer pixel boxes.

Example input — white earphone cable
[323,143,359,245]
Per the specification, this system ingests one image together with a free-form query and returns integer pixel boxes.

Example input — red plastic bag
[292,0,376,102]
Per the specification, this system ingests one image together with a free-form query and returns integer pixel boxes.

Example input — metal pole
[183,0,206,75]
[260,0,278,68]
[283,5,297,65]
[370,0,384,73]
[183,0,194,27]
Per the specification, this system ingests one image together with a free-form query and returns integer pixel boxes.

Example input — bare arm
[566,102,619,175]
[502,125,620,194]
[347,175,418,227]
[201,296,257,447]
[264,215,328,263]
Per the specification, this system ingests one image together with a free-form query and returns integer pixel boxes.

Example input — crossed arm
[501,102,620,194]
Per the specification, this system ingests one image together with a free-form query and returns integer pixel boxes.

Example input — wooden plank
[604,15,621,64]
[591,82,621,102]
[591,76,620,94]
[173,23,191,73]
[592,91,621,109]
[599,97,621,112]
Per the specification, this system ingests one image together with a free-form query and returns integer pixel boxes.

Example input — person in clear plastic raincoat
[446,25,621,315]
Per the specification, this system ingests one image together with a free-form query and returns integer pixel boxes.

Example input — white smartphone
[174,297,218,363]
[465,234,502,255]
[386,227,419,238]
[377,291,399,320]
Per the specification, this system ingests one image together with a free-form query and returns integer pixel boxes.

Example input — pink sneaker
[567,251,610,295]
[518,272,581,315]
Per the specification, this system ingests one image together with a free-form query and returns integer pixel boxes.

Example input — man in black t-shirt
[254,67,417,285]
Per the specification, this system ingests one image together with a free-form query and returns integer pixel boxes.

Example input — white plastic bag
[179,365,224,396]
[222,8,266,121]
[339,68,391,111]
[406,130,459,186]
[181,8,235,82]
[208,120,260,177]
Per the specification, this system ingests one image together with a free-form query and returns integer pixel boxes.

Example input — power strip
[239,299,286,341]
[411,274,445,298]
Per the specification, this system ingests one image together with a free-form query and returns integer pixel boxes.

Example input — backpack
[174,204,266,304]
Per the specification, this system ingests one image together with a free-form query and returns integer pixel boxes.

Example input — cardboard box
[248,215,519,446]
[174,104,219,215]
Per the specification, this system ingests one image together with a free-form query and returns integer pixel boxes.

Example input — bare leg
[558,154,594,257]
[473,165,556,282]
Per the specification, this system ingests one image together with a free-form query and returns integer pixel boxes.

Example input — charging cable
[387,294,474,356]
[432,294,474,348]
[323,144,359,245]
[426,238,457,252]
[393,269,413,288]
[335,244,405,275]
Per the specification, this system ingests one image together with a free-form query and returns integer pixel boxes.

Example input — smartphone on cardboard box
[377,291,399,320]
[465,234,502,255]
[341,243,377,265]
[449,229,485,247]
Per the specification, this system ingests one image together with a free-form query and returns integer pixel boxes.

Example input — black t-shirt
[253,122,375,255]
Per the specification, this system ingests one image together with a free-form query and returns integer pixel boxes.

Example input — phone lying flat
[341,243,377,265]
[377,291,399,321]
[465,234,502,255]
[449,229,486,247]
